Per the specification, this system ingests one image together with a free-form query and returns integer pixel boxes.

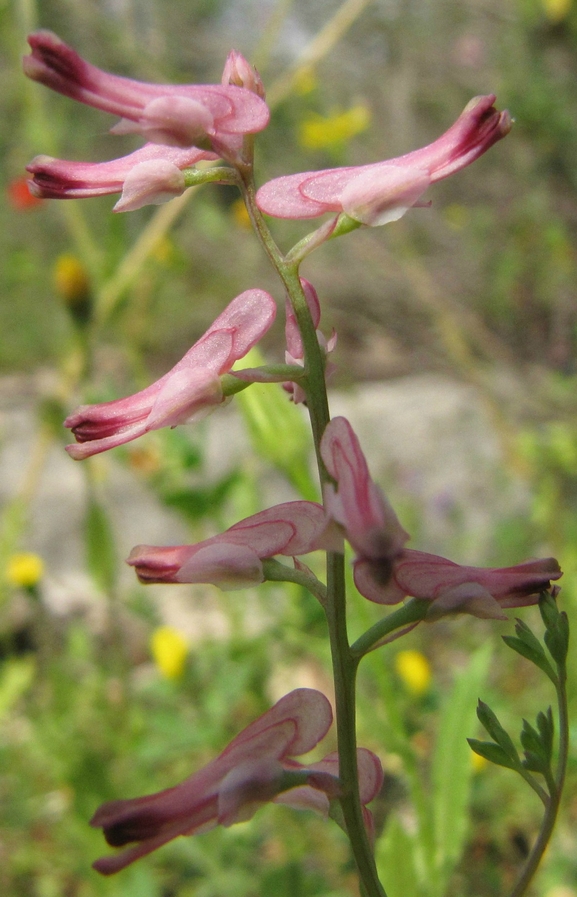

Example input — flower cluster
[23,30,563,890]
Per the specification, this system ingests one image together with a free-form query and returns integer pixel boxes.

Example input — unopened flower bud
[221,49,265,99]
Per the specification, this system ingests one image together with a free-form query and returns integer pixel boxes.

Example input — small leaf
[539,592,560,631]
[544,622,569,667]
[476,701,520,763]
[520,719,547,762]
[522,751,548,774]
[536,708,554,763]
[467,739,519,771]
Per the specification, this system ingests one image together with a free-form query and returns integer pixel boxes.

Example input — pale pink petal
[256,95,510,223]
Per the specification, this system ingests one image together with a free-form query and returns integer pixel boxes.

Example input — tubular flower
[90,688,383,874]
[321,417,562,617]
[127,501,329,589]
[26,143,218,211]
[64,289,276,459]
[23,31,270,159]
[256,95,511,225]
[320,417,409,566]
[355,550,563,619]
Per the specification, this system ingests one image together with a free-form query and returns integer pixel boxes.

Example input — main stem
[240,172,387,897]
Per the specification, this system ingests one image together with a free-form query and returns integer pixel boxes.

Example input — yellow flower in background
[6,552,45,588]
[394,649,432,696]
[299,105,371,152]
[470,749,488,773]
[542,0,572,22]
[53,253,90,304]
[151,626,189,680]
[231,196,251,229]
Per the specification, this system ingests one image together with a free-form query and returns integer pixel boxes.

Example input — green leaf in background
[0,656,35,721]
[376,814,421,897]
[84,494,118,594]
[430,643,492,896]
[235,348,319,501]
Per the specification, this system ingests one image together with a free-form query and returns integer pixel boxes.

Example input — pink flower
[355,550,562,619]
[26,143,218,211]
[64,290,276,459]
[127,501,329,589]
[24,31,270,158]
[256,95,511,225]
[321,417,561,618]
[90,688,383,874]
[221,49,265,99]
[320,417,409,564]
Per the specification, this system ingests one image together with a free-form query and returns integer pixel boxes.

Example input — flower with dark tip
[65,290,276,459]
[24,31,270,159]
[256,95,511,225]
[90,688,383,874]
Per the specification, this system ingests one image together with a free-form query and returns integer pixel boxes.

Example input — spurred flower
[24,31,270,158]
[64,289,276,459]
[355,550,562,618]
[321,417,562,617]
[90,688,383,874]
[256,95,511,225]
[128,501,329,589]
[321,417,409,565]
[26,143,218,211]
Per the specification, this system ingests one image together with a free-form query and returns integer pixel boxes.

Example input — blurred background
[1,0,576,895]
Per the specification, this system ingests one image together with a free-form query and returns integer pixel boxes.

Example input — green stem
[262,557,328,606]
[326,553,387,897]
[351,598,429,658]
[240,170,386,897]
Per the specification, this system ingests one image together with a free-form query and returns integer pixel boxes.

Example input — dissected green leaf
[476,700,520,764]
[467,739,520,771]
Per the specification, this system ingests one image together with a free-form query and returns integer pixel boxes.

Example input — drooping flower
[256,95,511,225]
[128,501,329,589]
[320,416,409,567]
[321,417,562,618]
[26,143,218,211]
[355,549,562,619]
[90,688,383,874]
[64,289,276,459]
[24,31,270,159]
